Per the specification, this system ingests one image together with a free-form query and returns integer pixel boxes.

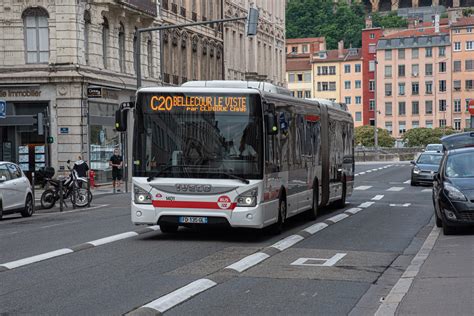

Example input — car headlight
[134,185,152,204]
[235,188,258,207]
[444,183,467,201]
[413,167,420,174]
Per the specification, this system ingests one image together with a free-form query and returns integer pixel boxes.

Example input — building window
[344,64,351,73]
[329,82,336,91]
[102,17,109,69]
[369,60,375,72]
[412,101,419,115]
[369,80,375,91]
[424,63,432,76]
[439,62,446,73]
[355,112,362,121]
[304,90,311,98]
[425,47,432,57]
[385,122,393,134]
[426,120,433,128]
[467,118,471,128]
[398,65,405,77]
[118,23,126,72]
[468,27,473,33]
[369,44,376,54]
[297,91,303,98]
[23,7,50,63]
[466,60,473,71]
[454,119,461,131]
[84,10,91,65]
[399,102,406,115]
[439,99,447,111]
[425,101,433,114]
[288,73,295,82]
[329,66,336,75]
[385,65,392,78]
[426,81,433,94]
[369,99,375,111]
[133,30,138,74]
[297,73,303,82]
[412,121,419,129]
[412,82,419,95]
[291,91,295,97]
[454,42,461,51]
[398,48,405,59]
[466,80,473,90]
[355,64,361,73]
[439,80,446,92]
[454,29,461,34]
[304,72,311,82]
[385,102,392,116]
[302,44,308,53]
[147,37,153,77]
[412,64,419,76]
[385,49,392,60]
[439,47,445,57]
[454,99,461,112]
[370,33,375,39]
[454,60,461,72]
[344,81,351,89]
[345,96,351,104]
[355,96,361,104]
[385,83,392,96]
[398,82,405,96]
[467,41,473,50]
[439,119,447,128]
[454,80,461,91]
[291,46,297,53]
[355,80,361,89]
[412,48,419,59]
[399,121,406,134]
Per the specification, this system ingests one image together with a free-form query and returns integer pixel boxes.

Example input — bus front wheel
[269,198,286,235]
[306,187,319,221]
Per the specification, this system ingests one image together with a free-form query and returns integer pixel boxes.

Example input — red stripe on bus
[152,200,237,210]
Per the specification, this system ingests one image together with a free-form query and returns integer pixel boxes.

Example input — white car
[0,162,34,219]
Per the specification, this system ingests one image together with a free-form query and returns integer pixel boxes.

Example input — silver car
[0,162,34,219]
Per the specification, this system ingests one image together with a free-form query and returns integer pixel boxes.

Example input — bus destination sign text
[150,95,247,113]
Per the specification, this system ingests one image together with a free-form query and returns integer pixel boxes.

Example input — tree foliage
[286,0,366,49]
[402,127,457,147]
[371,12,408,28]
[355,125,395,148]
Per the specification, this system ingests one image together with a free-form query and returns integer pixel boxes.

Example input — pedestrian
[73,155,89,188]
[109,148,123,193]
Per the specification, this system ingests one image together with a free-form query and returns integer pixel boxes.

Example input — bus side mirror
[265,113,278,135]
[115,109,128,132]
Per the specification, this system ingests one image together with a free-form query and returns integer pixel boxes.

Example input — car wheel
[306,187,319,221]
[442,222,456,235]
[269,198,287,235]
[21,194,34,217]
[159,224,178,233]
[0,199,3,220]
[410,180,417,186]
[435,212,442,228]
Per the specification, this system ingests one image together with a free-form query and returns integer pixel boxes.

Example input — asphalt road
[0,162,447,315]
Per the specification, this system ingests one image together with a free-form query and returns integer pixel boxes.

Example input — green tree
[355,125,395,147]
[402,127,457,147]
[371,12,408,29]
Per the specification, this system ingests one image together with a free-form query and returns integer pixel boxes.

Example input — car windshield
[417,153,442,165]
[445,152,474,178]
[425,144,442,151]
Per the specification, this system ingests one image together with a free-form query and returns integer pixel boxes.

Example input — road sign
[59,127,69,134]
[0,100,6,118]
[468,99,474,115]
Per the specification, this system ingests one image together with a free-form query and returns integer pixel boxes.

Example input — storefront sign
[118,0,157,16]
[0,100,5,118]
[0,89,41,98]
[87,87,119,100]
[59,127,69,134]
[87,87,102,98]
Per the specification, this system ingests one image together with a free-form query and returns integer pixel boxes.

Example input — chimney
[365,16,373,29]
[434,14,440,33]
[319,42,326,51]
[338,40,344,58]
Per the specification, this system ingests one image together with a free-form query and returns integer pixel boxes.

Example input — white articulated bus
[125,81,354,233]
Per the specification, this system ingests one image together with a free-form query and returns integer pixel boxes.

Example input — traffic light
[246,7,259,36]
[115,108,128,132]
[32,112,44,135]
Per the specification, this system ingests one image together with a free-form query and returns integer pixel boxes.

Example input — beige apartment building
[451,16,474,130]
[224,0,286,85]
[376,28,452,139]
[339,48,364,127]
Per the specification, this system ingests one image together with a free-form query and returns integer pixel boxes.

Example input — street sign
[468,99,474,115]
[59,127,69,134]
[0,100,6,118]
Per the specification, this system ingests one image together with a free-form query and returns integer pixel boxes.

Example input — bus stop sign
[469,100,474,115]
[0,100,6,118]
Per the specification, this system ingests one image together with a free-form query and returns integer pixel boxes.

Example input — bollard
[87,176,91,208]
[72,178,76,209]
[31,172,35,213]
[59,179,64,212]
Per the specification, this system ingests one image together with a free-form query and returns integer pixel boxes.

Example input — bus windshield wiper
[219,172,250,184]
[147,165,193,182]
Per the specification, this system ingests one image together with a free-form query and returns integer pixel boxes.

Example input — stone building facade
[0,0,162,183]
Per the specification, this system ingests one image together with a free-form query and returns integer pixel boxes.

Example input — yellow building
[339,49,363,127]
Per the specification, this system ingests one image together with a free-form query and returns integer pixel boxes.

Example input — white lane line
[0,248,74,270]
[372,195,384,201]
[355,185,372,191]
[378,167,384,170]
[371,169,379,172]
[387,187,404,192]
[403,180,411,184]
[270,235,304,251]
[422,189,432,193]
[148,225,161,231]
[375,226,440,316]
[143,279,217,313]
[40,221,80,229]
[303,222,329,235]
[359,172,366,175]
[225,252,270,273]
[389,203,411,207]
[35,204,110,215]
[366,170,372,173]
[87,232,139,247]
[358,201,375,208]
[327,213,349,223]
[345,207,362,215]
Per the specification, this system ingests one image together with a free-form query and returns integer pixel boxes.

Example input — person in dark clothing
[109,148,123,192]
[73,156,89,188]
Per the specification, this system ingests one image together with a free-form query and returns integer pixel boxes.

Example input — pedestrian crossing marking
[355,185,372,191]
[387,187,404,192]
[422,189,432,192]
[371,195,384,201]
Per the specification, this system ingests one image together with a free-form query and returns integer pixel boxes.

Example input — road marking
[366,170,372,173]
[87,232,139,247]
[291,253,347,267]
[387,187,404,192]
[355,185,372,191]
[375,226,440,316]
[303,222,329,235]
[403,180,411,184]
[358,201,375,208]
[270,235,304,251]
[359,172,366,175]
[35,204,110,215]
[345,207,362,215]
[378,167,384,170]
[327,213,349,223]
[422,189,432,193]
[40,220,80,229]
[225,252,270,273]
[0,248,74,270]
[389,203,411,207]
[141,279,217,313]
[372,195,384,201]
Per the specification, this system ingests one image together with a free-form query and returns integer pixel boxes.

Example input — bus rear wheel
[334,177,347,209]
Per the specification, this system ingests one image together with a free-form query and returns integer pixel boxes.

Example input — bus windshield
[133,92,263,180]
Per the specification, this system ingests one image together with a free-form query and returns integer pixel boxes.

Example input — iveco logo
[175,184,212,193]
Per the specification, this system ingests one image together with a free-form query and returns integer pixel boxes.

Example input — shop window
[23,7,50,63]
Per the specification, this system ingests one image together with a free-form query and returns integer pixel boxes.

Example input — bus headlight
[134,185,152,204]
[236,188,258,207]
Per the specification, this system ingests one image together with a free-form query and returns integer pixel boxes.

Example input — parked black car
[410,152,443,186]
[433,147,474,235]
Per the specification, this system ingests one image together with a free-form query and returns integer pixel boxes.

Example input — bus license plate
[179,216,208,224]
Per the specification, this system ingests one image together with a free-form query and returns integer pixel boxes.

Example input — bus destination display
[150,95,248,113]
